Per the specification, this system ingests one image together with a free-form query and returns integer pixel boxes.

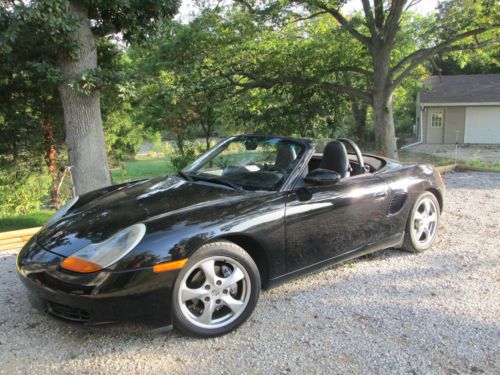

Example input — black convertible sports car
[17,135,444,337]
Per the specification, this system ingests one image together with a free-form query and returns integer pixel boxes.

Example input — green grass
[461,159,500,172]
[0,210,55,232]
[111,156,175,184]
[398,150,454,166]
[399,150,500,172]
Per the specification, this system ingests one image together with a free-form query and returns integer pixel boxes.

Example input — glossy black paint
[17,135,445,327]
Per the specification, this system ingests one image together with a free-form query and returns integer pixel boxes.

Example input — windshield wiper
[190,175,242,191]
[178,171,193,181]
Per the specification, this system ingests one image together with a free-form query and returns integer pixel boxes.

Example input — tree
[2,0,179,195]
[129,19,235,151]
[231,0,498,157]
[0,3,68,209]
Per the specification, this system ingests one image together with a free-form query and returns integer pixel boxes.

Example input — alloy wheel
[177,256,251,329]
[412,197,438,247]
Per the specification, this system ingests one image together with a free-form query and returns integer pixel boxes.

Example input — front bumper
[17,238,179,327]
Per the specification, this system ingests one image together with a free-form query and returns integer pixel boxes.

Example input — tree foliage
[1,0,498,215]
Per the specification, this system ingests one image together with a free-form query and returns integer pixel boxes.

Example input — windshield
[183,136,306,191]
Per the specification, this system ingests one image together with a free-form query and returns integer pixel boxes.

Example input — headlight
[60,224,146,273]
[45,196,79,228]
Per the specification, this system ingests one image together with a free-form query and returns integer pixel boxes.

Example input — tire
[402,191,440,253]
[172,241,260,337]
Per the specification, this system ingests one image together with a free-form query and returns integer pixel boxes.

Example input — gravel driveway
[1,171,499,375]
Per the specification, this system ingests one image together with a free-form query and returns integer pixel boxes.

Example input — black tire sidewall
[404,192,440,252]
[171,241,261,337]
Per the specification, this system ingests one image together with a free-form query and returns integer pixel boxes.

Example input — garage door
[464,106,500,143]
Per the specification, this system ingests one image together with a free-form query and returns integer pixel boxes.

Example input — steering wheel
[337,138,365,175]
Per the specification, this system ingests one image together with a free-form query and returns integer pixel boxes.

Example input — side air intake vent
[388,193,407,214]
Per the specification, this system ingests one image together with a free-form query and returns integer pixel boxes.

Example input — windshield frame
[182,135,313,192]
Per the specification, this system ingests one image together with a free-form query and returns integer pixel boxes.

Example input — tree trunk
[205,133,211,150]
[42,116,59,208]
[57,0,111,195]
[372,93,398,159]
[176,134,185,156]
[372,47,399,159]
[352,99,368,142]
[202,120,212,150]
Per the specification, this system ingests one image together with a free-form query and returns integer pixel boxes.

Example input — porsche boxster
[17,135,444,337]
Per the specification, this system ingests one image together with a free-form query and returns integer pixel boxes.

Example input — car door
[285,173,390,272]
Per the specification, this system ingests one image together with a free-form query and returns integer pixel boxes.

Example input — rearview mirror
[304,169,341,185]
[245,141,258,150]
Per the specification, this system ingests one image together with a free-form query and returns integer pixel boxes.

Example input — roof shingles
[420,74,500,104]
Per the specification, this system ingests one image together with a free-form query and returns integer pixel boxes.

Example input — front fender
[113,192,288,278]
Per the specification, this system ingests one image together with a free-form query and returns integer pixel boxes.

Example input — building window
[431,112,443,127]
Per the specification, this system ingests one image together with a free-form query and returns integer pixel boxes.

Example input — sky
[176,0,440,22]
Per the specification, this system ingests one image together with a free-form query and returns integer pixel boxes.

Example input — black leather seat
[274,144,297,171]
[319,141,349,178]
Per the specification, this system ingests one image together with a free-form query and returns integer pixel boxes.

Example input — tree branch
[389,33,497,92]
[328,66,372,76]
[360,0,376,36]
[391,27,489,76]
[286,11,327,25]
[222,69,373,103]
[384,0,406,45]
[302,0,372,48]
[373,0,385,30]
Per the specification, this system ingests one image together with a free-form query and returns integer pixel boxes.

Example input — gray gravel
[1,171,499,375]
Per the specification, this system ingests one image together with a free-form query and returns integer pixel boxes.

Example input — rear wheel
[402,192,440,253]
[172,241,260,337]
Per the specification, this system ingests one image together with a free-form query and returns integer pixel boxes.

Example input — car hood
[37,176,247,257]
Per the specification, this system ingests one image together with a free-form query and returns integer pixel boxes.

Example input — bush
[0,169,50,216]
[171,144,197,171]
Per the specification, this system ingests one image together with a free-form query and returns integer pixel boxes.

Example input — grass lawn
[399,150,500,171]
[0,210,55,232]
[399,150,454,166]
[461,159,500,172]
[111,156,175,184]
[0,157,174,232]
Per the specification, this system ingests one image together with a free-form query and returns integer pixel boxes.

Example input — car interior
[192,138,386,191]
[307,140,386,177]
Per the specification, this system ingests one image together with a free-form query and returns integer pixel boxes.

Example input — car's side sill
[266,233,404,290]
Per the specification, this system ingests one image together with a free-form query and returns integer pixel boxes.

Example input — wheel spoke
[221,266,245,289]
[414,210,425,221]
[427,212,437,223]
[198,299,216,325]
[221,295,245,314]
[416,225,425,240]
[423,226,431,240]
[199,259,217,285]
[423,200,431,216]
[181,286,208,302]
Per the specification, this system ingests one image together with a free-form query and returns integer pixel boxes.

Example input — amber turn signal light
[153,258,188,273]
[60,257,103,273]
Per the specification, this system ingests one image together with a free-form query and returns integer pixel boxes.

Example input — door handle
[374,191,387,199]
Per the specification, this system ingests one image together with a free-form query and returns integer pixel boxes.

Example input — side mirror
[304,169,341,185]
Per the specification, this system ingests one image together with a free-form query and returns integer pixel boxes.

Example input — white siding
[464,106,500,143]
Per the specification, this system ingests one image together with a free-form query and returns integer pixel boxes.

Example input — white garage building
[416,74,500,144]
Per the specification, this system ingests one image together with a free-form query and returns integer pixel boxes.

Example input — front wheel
[172,241,260,337]
[402,192,440,253]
